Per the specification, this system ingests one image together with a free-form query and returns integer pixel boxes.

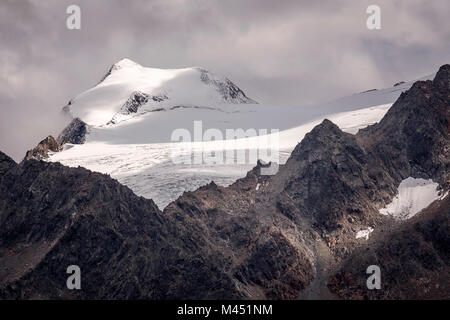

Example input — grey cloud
[0,0,449,161]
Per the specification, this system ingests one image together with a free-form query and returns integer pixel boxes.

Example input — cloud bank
[0,0,449,160]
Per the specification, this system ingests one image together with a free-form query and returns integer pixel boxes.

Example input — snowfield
[379,177,447,220]
[50,103,392,208]
[49,59,435,208]
[356,227,374,240]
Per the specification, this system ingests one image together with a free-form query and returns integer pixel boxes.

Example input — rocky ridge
[23,136,60,162]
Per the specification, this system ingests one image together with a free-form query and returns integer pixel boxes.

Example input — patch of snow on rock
[356,227,374,240]
[379,177,442,220]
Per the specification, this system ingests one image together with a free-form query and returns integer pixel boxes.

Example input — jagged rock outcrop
[393,81,405,87]
[22,117,87,163]
[0,153,229,299]
[107,91,169,125]
[0,151,314,299]
[57,118,87,145]
[120,91,150,114]
[198,68,258,104]
[164,171,315,299]
[0,152,16,175]
[22,136,60,162]
[278,119,385,231]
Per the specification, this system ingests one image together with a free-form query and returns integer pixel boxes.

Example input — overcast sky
[1,0,449,161]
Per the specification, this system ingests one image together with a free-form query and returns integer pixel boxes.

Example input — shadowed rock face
[163,172,315,299]
[0,153,235,299]
[57,118,87,145]
[0,152,314,299]
[0,153,16,176]
[358,64,450,189]
[0,65,448,300]
[279,119,382,231]
[327,65,450,299]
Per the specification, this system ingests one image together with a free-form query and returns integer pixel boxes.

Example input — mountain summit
[64,58,257,126]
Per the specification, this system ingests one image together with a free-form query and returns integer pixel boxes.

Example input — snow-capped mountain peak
[65,59,257,126]
[111,57,142,70]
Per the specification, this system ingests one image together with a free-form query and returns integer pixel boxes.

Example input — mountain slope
[358,64,450,188]
[0,151,314,299]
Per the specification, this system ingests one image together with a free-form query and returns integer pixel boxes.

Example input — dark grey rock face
[0,152,16,176]
[57,118,87,145]
[279,119,382,231]
[0,154,245,299]
[107,91,169,125]
[120,91,150,114]
[163,174,315,299]
[0,153,314,299]
[327,64,450,299]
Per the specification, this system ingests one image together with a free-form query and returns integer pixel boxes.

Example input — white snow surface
[356,227,374,240]
[49,60,435,209]
[379,177,445,220]
[66,58,256,126]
